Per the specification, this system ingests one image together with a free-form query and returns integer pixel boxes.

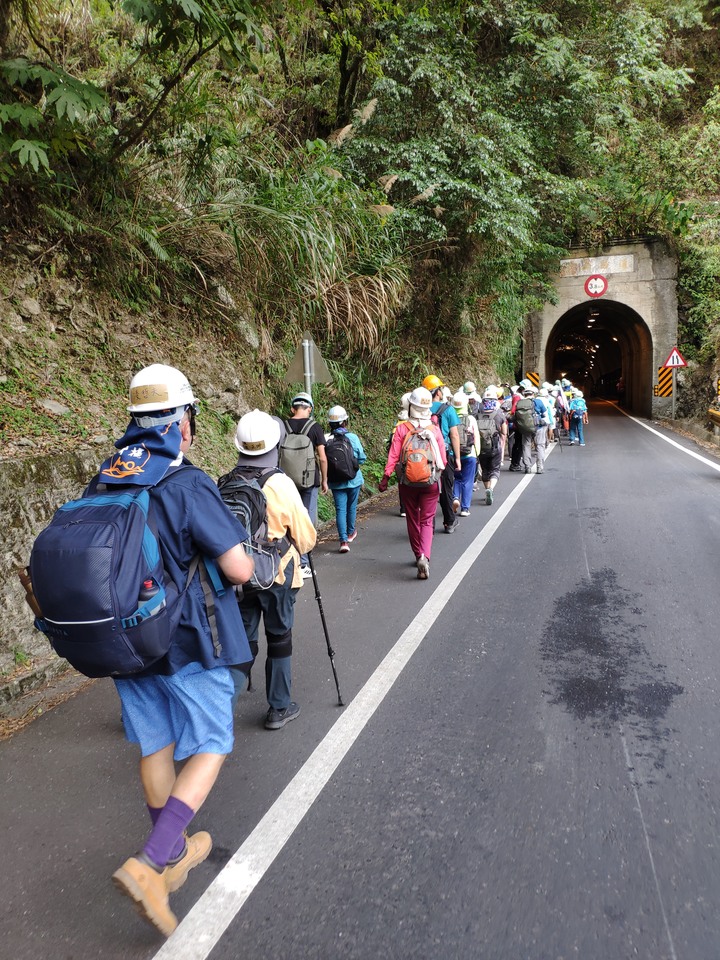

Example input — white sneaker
[460,509,470,517]
[300,565,312,579]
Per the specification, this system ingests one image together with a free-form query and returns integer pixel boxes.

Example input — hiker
[553,382,570,439]
[568,388,589,445]
[514,384,545,474]
[101,364,255,937]
[463,380,481,419]
[325,404,367,553]
[476,386,508,505]
[507,385,524,472]
[378,386,447,580]
[541,383,557,442]
[280,391,328,579]
[451,390,478,516]
[533,388,553,473]
[422,374,462,533]
[221,409,317,730]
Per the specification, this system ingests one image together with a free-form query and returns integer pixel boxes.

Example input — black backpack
[325,432,360,483]
[217,466,288,592]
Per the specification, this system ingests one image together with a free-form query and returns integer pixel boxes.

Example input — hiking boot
[339,541,349,553]
[416,556,429,580]
[524,466,532,474]
[452,497,460,514]
[485,489,493,506]
[300,565,312,579]
[112,856,177,938]
[265,702,301,730]
[347,530,358,543]
[164,832,212,893]
[444,519,458,534]
[509,465,522,472]
[537,466,544,474]
[460,509,470,517]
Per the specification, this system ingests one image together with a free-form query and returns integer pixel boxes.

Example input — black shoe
[444,519,458,533]
[265,702,300,730]
[508,465,522,472]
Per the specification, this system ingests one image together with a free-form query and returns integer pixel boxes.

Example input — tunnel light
[612,337,618,342]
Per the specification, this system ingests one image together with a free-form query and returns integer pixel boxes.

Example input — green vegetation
[1,0,719,450]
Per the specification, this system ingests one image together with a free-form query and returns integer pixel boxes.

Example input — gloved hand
[378,475,389,493]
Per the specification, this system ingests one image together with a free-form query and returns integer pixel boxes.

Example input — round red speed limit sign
[584,274,608,298]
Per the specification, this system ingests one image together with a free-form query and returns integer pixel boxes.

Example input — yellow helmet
[422,374,444,391]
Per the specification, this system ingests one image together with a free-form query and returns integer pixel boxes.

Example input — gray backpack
[475,410,499,454]
[279,419,317,490]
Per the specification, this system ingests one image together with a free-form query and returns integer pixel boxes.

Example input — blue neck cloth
[98,420,182,486]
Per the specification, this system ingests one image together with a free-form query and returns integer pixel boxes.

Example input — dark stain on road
[540,567,683,779]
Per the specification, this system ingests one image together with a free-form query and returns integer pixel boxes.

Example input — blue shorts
[114,662,235,761]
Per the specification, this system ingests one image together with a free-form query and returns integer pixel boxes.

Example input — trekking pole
[307,551,344,706]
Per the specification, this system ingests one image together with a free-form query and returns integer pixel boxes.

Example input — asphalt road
[2,401,720,960]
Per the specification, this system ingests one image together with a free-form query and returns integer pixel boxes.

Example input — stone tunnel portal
[545,299,654,417]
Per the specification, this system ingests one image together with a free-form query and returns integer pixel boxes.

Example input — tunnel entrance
[545,300,653,417]
[523,241,678,420]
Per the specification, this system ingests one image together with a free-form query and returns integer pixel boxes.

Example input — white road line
[615,405,720,472]
[152,476,534,960]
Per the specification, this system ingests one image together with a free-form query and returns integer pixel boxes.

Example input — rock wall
[0,450,98,697]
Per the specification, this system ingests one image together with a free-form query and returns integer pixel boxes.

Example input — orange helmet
[422,374,444,391]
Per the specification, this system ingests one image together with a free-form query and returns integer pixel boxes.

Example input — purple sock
[142,796,194,868]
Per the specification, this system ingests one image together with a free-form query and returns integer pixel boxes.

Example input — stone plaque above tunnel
[559,254,635,278]
[525,240,678,420]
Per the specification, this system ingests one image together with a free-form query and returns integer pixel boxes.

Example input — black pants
[510,430,522,467]
[439,459,456,526]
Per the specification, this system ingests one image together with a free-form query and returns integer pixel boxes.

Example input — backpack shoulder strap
[299,418,315,436]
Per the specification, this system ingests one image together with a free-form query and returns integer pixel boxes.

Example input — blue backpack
[28,483,207,678]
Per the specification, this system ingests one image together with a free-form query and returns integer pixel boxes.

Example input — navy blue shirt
[150,461,252,672]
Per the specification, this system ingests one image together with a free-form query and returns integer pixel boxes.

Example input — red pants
[402,484,440,559]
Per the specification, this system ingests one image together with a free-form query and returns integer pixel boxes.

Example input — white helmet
[408,386,432,418]
[127,364,196,427]
[291,391,314,409]
[452,390,468,410]
[441,386,452,401]
[234,409,281,455]
[328,404,348,423]
[483,385,499,399]
[463,381,477,395]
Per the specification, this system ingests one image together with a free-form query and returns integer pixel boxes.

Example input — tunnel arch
[523,241,678,419]
[544,299,653,417]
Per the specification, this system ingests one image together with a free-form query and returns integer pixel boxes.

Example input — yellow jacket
[263,471,317,588]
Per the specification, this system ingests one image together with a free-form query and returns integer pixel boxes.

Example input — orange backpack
[399,425,440,486]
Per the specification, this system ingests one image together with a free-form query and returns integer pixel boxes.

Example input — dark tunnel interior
[544,299,653,416]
